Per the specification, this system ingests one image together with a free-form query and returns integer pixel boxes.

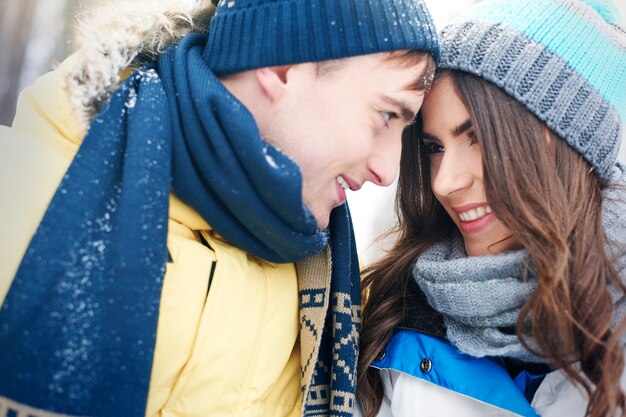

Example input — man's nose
[366,131,403,187]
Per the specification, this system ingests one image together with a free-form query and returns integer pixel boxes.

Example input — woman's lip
[457,212,496,234]
[452,202,489,213]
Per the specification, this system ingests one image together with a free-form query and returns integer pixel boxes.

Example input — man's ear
[255,66,291,101]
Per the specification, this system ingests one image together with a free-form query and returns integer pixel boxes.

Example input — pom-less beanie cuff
[204,0,439,75]
[438,0,626,180]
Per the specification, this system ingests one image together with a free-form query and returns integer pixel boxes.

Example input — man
[0,0,438,416]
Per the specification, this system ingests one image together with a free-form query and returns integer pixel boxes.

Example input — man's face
[261,53,430,229]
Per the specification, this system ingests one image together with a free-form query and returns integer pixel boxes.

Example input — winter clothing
[364,330,626,417]
[0,31,349,416]
[0,54,307,417]
[437,0,626,179]
[532,364,626,417]
[205,0,440,75]
[364,165,626,417]
[0,62,171,415]
[413,181,626,362]
[361,330,541,417]
[0,0,440,413]
[412,234,540,362]
[363,1,626,414]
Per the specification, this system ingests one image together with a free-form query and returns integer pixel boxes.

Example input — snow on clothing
[0,32,359,416]
[0,45,360,417]
[0,0,443,411]
[361,164,626,416]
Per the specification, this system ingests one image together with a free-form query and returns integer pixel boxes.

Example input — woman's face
[420,75,519,256]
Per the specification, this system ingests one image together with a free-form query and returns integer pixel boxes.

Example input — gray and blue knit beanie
[438,0,626,180]
[204,0,439,75]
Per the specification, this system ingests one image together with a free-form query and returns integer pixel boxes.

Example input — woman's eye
[467,130,478,145]
[381,111,399,127]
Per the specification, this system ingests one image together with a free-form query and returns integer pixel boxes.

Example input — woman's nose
[431,150,474,197]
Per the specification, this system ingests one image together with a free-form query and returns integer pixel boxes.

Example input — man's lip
[336,180,347,204]
[451,202,489,213]
[341,175,361,191]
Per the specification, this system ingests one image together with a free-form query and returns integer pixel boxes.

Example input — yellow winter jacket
[0,56,331,417]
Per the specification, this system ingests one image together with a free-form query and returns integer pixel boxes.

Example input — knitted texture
[413,234,542,362]
[438,0,626,180]
[204,0,439,75]
[0,33,359,416]
[412,163,626,361]
[297,207,362,417]
[296,248,333,413]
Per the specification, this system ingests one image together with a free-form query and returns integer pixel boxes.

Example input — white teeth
[337,175,350,191]
[459,205,492,222]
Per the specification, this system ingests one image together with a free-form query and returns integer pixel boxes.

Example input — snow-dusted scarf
[0,33,361,416]
[413,163,626,362]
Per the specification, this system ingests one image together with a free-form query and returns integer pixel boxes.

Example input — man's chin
[315,217,330,231]
[312,210,331,231]
[305,200,331,230]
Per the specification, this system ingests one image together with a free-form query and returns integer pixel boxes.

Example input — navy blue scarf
[0,34,359,416]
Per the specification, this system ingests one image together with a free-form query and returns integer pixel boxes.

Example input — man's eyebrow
[381,95,418,122]
[421,130,438,143]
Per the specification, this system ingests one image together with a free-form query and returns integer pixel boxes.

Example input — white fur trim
[65,0,215,128]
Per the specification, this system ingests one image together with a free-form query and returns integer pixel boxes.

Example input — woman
[357,0,626,416]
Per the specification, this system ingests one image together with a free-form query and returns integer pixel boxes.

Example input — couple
[0,0,624,416]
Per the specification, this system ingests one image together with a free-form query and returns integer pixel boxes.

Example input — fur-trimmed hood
[65,0,215,127]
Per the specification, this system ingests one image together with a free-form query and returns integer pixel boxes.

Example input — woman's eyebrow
[422,119,472,142]
[452,119,472,137]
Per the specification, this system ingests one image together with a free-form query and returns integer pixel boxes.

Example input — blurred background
[1,0,625,265]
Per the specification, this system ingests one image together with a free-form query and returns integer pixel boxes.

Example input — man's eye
[423,142,444,155]
[381,111,399,127]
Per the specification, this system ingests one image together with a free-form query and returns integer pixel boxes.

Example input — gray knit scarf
[413,163,626,362]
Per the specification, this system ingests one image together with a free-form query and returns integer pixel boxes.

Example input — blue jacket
[358,330,540,417]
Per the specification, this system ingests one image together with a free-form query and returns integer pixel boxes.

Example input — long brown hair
[357,70,626,417]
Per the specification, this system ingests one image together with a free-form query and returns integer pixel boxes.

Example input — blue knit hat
[438,0,626,180]
[204,0,439,75]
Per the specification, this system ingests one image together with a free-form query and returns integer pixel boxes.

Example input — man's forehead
[317,50,433,78]
[384,52,436,92]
